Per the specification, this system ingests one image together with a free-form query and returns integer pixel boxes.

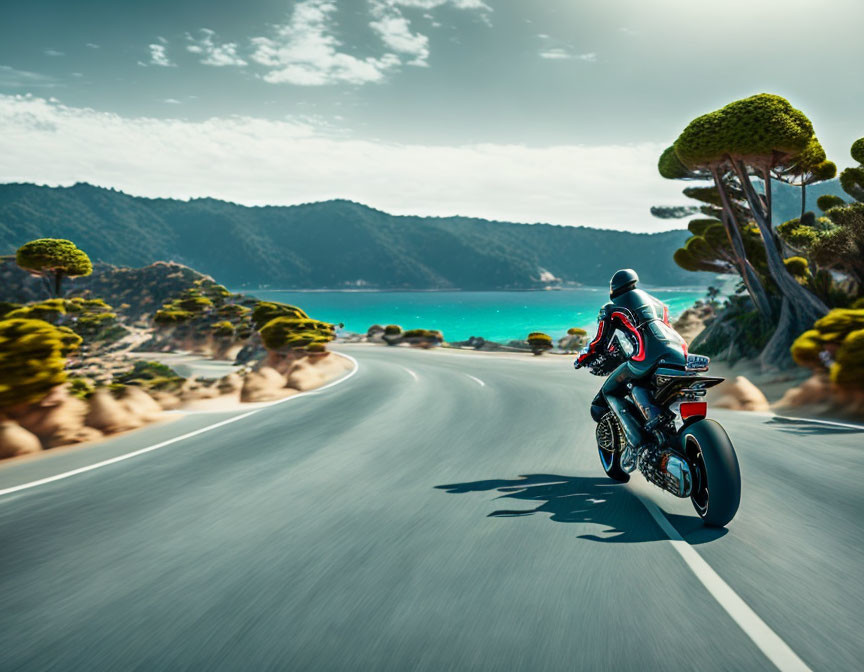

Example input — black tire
[596,413,630,483]
[681,419,741,527]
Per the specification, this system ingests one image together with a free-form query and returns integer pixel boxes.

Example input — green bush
[791,309,864,388]
[154,308,194,325]
[211,320,235,337]
[251,301,308,329]
[527,332,554,354]
[259,317,334,351]
[114,360,184,389]
[817,194,846,212]
[832,329,864,385]
[567,327,588,336]
[0,318,81,408]
[384,324,403,335]
[68,377,95,400]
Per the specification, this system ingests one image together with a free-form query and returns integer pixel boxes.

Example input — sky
[1,0,862,231]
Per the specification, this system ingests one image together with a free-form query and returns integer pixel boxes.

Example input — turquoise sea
[249,288,705,343]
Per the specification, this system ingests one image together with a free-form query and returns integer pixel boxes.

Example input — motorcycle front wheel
[596,412,629,483]
[681,419,741,527]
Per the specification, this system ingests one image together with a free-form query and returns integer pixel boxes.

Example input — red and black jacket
[577,289,687,368]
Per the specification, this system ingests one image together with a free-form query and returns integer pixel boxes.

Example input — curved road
[1,345,862,671]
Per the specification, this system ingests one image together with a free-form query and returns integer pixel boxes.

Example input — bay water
[249,288,705,343]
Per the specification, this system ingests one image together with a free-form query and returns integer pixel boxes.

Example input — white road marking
[636,494,813,672]
[402,367,419,382]
[770,415,864,431]
[0,354,360,499]
[466,374,485,387]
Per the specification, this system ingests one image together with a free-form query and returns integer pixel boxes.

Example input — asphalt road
[1,344,862,671]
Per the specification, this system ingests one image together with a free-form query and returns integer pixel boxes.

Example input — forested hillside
[0,183,699,289]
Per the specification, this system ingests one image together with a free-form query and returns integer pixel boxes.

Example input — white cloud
[0,95,690,232]
[539,48,597,62]
[143,43,175,67]
[247,0,488,85]
[369,2,430,66]
[0,65,58,88]
[249,0,399,85]
[44,49,65,57]
[163,98,182,104]
[186,29,247,67]
[86,43,100,49]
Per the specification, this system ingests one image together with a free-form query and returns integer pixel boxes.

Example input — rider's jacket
[577,287,688,368]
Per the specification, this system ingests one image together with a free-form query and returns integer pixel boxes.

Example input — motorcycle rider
[574,269,689,452]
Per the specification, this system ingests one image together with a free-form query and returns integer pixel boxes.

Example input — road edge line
[0,354,360,499]
[635,494,812,672]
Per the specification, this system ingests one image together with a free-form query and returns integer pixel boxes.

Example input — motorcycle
[582,348,741,527]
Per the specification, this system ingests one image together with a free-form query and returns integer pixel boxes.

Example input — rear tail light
[679,402,707,419]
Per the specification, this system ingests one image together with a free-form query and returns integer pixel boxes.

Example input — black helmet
[610,268,638,298]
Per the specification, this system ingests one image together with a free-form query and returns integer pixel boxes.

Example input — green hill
[0,182,700,290]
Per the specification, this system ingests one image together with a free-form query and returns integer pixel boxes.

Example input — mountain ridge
[0,182,701,290]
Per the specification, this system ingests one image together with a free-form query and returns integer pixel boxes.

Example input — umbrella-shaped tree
[15,239,93,297]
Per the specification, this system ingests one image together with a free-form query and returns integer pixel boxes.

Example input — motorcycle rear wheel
[681,419,741,527]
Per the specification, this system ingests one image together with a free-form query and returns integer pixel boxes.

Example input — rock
[240,367,289,402]
[178,378,220,402]
[10,386,102,448]
[0,421,42,459]
[217,373,243,395]
[773,374,832,410]
[673,306,713,345]
[286,360,325,391]
[120,386,164,423]
[710,376,770,412]
[86,388,144,433]
[150,391,182,410]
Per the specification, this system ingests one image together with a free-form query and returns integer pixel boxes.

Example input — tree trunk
[732,161,828,324]
[711,168,774,318]
[800,182,806,221]
[758,296,808,371]
[53,271,63,298]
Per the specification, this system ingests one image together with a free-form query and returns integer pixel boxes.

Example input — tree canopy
[16,238,93,297]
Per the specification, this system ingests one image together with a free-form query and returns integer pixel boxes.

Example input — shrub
[259,317,334,351]
[68,377,95,399]
[791,309,864,388]
[306,342,327,353]
[832,329,864,385]
[817,194,846,212]
[567,327,588,336]
[0,318,81,408]
[527,331,554,355]
[114,360,184,389]
[384,324,403,335]
[211,320,235,337]
[154,308,194,326]
[783,256,811,282]
[251,301,308,329]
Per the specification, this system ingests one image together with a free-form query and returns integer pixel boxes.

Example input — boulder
[120,386,164,423]
[709,376,770,412]
[286,360,326,391]
[240,367,290,402]
[0,421,42,459]
[86,388,144,433]
[11,386,103,448]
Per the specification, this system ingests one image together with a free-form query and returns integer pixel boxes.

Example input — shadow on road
[436,473,727,545]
